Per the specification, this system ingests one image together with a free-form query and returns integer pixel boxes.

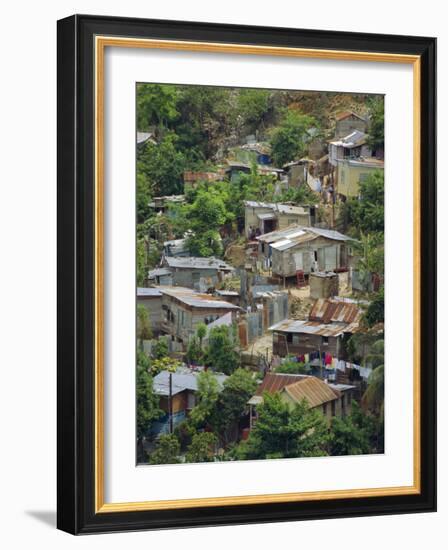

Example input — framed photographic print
[57,14,436,534]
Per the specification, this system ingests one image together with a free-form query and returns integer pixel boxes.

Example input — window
[322,403,327,416]
[331,401,336,416]
[286,333,293,343]
[322,336,329,345]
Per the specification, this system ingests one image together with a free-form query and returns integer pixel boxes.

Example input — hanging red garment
[325,353,332,366]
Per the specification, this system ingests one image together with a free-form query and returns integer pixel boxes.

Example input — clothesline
[282,353,372,380]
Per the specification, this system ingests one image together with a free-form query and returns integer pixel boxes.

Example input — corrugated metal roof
[137,132,156,144]
[255,373,309,396]
[269,298,362,336]
[307,227,352,242]
[283,377,339,407]
[157,286,240,310]
[270,231,316,251]
[309,298,362,325]
[148,267,173,278]
[153,368,227,396]
[257,224,312,244]
[164,256,234,271]
[328,383,357,392]
[137,287,163,297]
[335,110,365,122]
[269,319,349,337]
[270,238,295,251]
[251,284,280,297]
[258,224,351,247]
[345,157,384,168]
[329,130,367,148]
[244,201,309,216]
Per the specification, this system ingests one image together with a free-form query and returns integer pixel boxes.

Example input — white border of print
[103,46,413,504]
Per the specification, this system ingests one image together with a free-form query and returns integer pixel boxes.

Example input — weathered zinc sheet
[309,297,361,325]
[283,377,339,407]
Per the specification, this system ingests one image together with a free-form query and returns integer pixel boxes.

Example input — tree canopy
[205,325,240,375]
[367,96,385,152]
[345,170,384,234]
[269,109,316,166]
[136,351,162,442]
[236,393,329,460]
[149,434,181,465]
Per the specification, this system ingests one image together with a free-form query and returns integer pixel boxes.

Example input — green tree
[366,338,384,368]
[367,96,384,151]
[184,188,233,257]
[186,323,208,365]
[152,337,169,360]
[329,402,371,456]
[174,86,235,161]
[275,184,319,206]
[275,357,307,375]
[136,239,147,286]
[148,434,181,465]
[362,365,384,417]
[205,325,240,375]
[214,368,257,445]
[269,109,315,166]
[237,89,271,128]
[352,231,384,290]
[185,432,217,463]
[137,83,179,130]
[189,370,220,428]
[136,352,162,450]
[237,393,329,460]
[363,287,384,327]
[345,170,384,233]
[137,304,152,348]
[196,322,207,350]
[137,133,186,196]
[186,335,202,365]
[136,172,152,224]
[150,355,181,377]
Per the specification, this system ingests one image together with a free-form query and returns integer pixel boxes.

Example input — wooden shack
[157,286,240,348]
[269,297,362,358]
[258,226,352,279]
[244,201,314,238]
[309,272,339,299]
[161,256,234,291]
[334,111,367,138]
[248,373,355,425]
[137,287,163,334]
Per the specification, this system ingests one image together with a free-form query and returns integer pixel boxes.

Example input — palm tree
[362,365,384,419]
[366,339,384,369]
[196,323,207,353]
[352,231,384,291]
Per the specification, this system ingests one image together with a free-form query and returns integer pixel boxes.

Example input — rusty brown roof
[335,110,365,122]
[269,319,350,337]
[282,377,340,408]
[309,298,362,325]
[255,373,308,396]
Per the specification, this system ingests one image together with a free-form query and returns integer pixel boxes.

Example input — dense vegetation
[136,83,385,464]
